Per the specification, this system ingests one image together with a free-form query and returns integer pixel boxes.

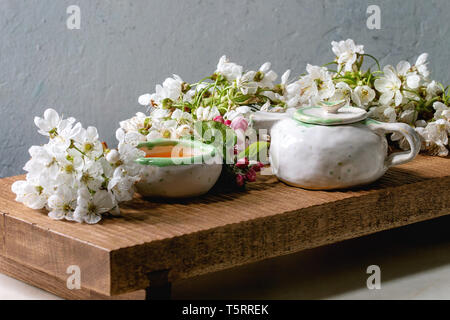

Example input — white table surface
[2,215,450,300]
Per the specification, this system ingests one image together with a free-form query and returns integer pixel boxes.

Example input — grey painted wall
[1,0,449,177]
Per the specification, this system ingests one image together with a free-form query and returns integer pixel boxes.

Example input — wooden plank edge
[109,176,450,295]
[0,211,113,296]
[0,255,145,300]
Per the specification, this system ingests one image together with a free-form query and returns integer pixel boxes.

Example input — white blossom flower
[47,186,77,220]
[73,126,104,157]
[108,167,139,202]
[224,106,252,121]
[116,142,145,177]
[146,129,163,140]
[236,71,258,95]
[351,85,376,108]
[368,105,397,123]
[415,53,430,78]
[155,75,184,103]
[286,64,335,107]
[426,81,443,100]
[106,149,120,164]
[396,60,421,89]
[138,93,153,106]
[76,158,105,191]
[146,119,178,139]
[329,82,352,104]
[115,127,146,147]
[139,75,184,107]
[11,180,47,210]
[119,112,148,133]
[196,106,220,121]
[281,70,291,87]
[58,121,83,142]
[420,119,450,156]
[259,100,271,112]
[34,108,75,137]
[267,69,292,104]
[398,108,417,125]
[433,102,450,120]
[175,124,192,138]
[151,108,171,121]
[255,62,278,89]
[54,147,84,181]
[73,188,115,224]
[374,65,403,106]
[331,39,364,72]
[416,120,428,128]
[303,64,335,101]
[216,56,243,81]
[171,109,193,124]
[23,146,57,179]
[183,89,196,103]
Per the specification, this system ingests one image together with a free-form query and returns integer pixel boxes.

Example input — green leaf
[238,141,270,162]
[233,94,251,103]
[193,121,236,158]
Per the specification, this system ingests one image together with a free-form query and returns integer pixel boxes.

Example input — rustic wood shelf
[0,155,449,299]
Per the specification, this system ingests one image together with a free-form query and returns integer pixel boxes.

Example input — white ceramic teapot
[253,102,421,190]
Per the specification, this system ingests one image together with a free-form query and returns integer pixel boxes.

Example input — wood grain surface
[0,255,145,300]
[0,155,449,297]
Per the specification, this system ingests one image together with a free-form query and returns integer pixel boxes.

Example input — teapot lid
[293,100,368,126]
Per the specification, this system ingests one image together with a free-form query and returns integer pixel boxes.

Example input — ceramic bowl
[134,139,223,198]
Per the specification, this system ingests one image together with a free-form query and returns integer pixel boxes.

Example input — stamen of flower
[64,164,74,173]
[84,143,93,152]
[88,203,97,214]
[254,71,264,82]
[35,186,44,195]
[138,128,149,136]
[315,78,324,89]
[49,128,58,138]
[81,173,92,184]
[162,98,173,109]
[181,82,191,93]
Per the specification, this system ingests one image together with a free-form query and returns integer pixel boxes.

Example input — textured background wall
[0,0,449,177]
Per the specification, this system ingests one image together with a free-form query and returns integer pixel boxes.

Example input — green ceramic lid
[293,101,368,126]
[135,138,217,167]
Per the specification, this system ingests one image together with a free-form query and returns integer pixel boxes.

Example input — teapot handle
[366,120,421,168]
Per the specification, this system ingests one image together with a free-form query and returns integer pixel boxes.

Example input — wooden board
[0,155,449,298]
[0,255,145,300]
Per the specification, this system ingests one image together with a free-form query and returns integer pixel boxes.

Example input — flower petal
[396,61,410,75]
[379,91,394,105]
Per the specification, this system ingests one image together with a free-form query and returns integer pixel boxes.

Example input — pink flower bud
[252,162,264,172]
[245,168,257,182]
[236,174,245,187]
[230,117,248,132]
[213,115,224,124]
[224,120,232,126]
[236,157,249,169]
